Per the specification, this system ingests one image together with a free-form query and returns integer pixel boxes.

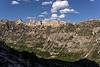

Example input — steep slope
[0,41,99,67]
[0,19,100,64]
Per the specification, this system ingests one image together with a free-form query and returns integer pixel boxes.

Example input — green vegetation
[55,56,79,62]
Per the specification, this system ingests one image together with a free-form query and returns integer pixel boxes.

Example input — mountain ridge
[0,19,100,64]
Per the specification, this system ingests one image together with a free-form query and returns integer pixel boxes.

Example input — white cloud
[51,13,58,19]
[35,0,39,2]
[60,8,78,14]
[51,8,57,13]
[17,0,32,3]
[59,14,65,19]
[27,16,36,19]
[51,0,78,19]
[90,0,95,2]
[11,1,19,5]
[38,11,48,19]
[41,11,48,15]
[38,15,44,18]
[27,16,36,22]
[42,1,52,5]
[52,0,69,10]
[60,8,73,13]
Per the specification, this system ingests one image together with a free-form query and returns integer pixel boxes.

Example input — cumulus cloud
[60,8,78,14]
[51,8,57,13]
[41,11,48,15]
[11,1,19,5]
[11,0,32,5]
[59,14,65,19]
[52,0,69,11]
[42,1,52,5]
[51,14,58,19]
[51,0,78,19]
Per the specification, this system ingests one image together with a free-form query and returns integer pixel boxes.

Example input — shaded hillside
[0,41,99,67]
[0,19,100,64]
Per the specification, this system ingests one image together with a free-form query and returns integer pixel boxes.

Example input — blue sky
[0,0,100,22]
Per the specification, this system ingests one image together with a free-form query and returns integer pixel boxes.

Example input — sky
[0,0,100,22]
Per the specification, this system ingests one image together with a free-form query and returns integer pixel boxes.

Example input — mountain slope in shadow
[0,41,99,67]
